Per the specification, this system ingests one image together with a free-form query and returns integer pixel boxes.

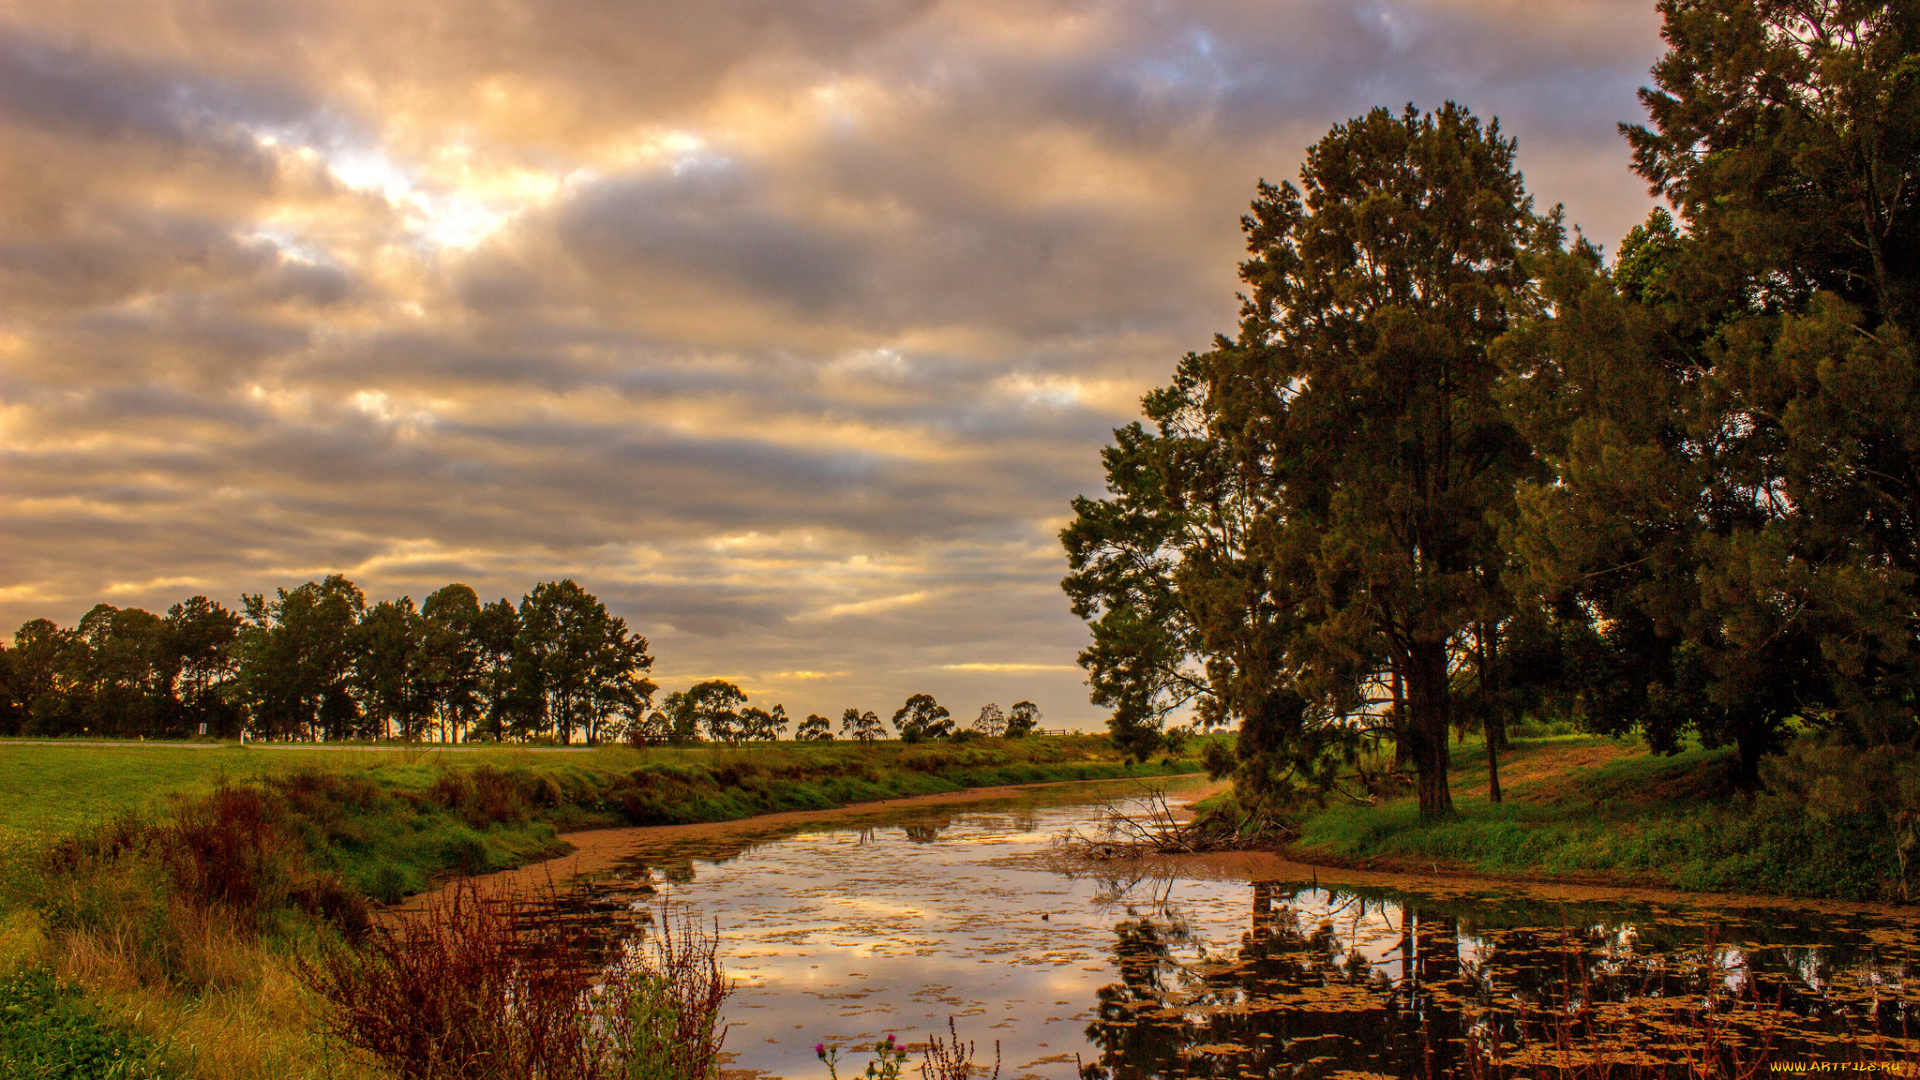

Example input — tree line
[1062,0,1919,817]
[636,685,1041,744]
[0,576,653,742]
[0,575,1048,746]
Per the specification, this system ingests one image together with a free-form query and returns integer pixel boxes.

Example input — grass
[1287,733,1900,900]
[0,733,1201,1079]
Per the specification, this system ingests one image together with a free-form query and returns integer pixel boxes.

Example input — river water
[516,776,1919,1079]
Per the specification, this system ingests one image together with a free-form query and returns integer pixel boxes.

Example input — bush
[303,882,730,1080]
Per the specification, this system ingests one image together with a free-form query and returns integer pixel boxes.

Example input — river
[497,775,1918,1079]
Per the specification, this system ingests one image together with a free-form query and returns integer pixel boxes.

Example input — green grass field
[1288,733,1896,900]
[0,734,1193,844]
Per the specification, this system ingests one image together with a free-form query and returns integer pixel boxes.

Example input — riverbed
[490,775,1919,1079]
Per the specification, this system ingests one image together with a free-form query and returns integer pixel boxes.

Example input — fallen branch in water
[1056,785,1294,860]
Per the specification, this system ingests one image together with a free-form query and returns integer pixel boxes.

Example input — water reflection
[507,780,1917,1079]
[1077,876,1918,1078]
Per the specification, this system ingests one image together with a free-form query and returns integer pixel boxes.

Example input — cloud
[0,0,1670,724]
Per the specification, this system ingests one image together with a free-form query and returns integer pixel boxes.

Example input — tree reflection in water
[1078,880,1919,1079]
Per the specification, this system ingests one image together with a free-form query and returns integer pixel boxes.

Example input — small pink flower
[815,1043,827,1058]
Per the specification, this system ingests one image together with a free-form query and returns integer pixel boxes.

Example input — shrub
[303,882,730,1080]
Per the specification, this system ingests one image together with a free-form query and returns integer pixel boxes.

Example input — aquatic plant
[920,1017,1001,1080]
[817,1033,906,1080]
[817,1021,1001,1080]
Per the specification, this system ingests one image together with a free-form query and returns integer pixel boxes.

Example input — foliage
[0,968,171,1079]
[890,694,953,742]
[971,703,1005,736]
[840,708,884,742]
[303,884,729,1080]
[7,576,655,747]
[1004,701,1041,738]
[1497,0,1920,786]
[1065,104,1541,817]
[509,581,656,745]
[795,713,833,741]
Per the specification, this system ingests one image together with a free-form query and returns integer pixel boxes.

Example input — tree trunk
[1390,668,1411,771]
[1477,624,1502,803]
[1405,640,1455,819]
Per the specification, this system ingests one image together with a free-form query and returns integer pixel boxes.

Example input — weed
[302,881,730,1080]
[0,967,171,1079]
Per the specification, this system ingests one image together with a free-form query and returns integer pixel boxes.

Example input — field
[0,734,1206,1079]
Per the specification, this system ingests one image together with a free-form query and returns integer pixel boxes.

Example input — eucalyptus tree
[647,690,699,743]
[891,693,953,741]
[353,597,433,741]
[1006,701,1041,738]
[840,707,884,742]
[470,597,521,739]
[972,702,1006,736]
[688,679,748,744]
[796,713,833,741]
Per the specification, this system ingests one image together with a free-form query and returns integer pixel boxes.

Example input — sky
[0,0,1669,728]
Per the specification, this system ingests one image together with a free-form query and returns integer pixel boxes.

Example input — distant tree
[972,703,1006,736]
[9,620,73,735]
[840,707,883,742]
[891,693,953,742]
[646,690,699,743]
[353,597,432,741]
[420,585,483,743]
[796,713,833,741]
[688,680,748,744]
[512,580,654,744]
[1006,701,1041,738]
[236,575,367,740]
[740,706,776,742]
[74,604,171,737]
[164,596,241,736]
[768,704,789,740]
[0,642,17,736]
[470,598,521,739]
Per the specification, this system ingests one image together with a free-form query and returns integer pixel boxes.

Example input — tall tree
[421,585,483,743]
[513,580,654,744]
[164,596,241,736]
[470,598,521,739]
[9,620,73,735]
[353,597,432,741]
[1625,0,1920,755]
[1067,105,1540,817]
[796,713,833,741]
[972,703,1006,736]
[1006,701,1042,738]
[236,576,366,740]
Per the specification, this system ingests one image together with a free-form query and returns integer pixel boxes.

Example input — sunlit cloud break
[0,0,1667,723]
